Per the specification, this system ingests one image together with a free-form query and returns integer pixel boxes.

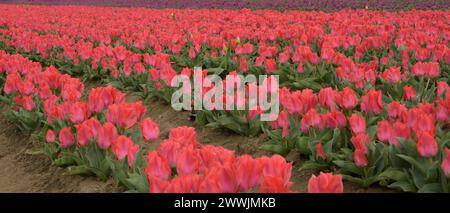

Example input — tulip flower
[416,132,438,158]
[360,89,383,115]
[236,155,262,191]
[140,118,160,141]
[337,87,358,110]
[403,86,417,101]
[348,114,366,135]
[377,120,392,143]
[75,122,94,147]
[145,151,171,180]
[112,135,133,160]
[353,149,369,167]
[441,148,450,178]
[260,176,291,193]
[308,172,343,193]
[45,130,56,143]
[315,143,327,160]
[176,147,200,176]
[68,102,90,124]
[97,122,118,150]
[59,127,74,148]
[319,87,338,111]
[127,143,140,168]
[168,126,198,146]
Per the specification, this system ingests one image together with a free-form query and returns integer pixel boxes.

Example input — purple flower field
[0,0,449,10]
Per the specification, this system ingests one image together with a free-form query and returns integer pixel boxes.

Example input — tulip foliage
[0,5,449,193]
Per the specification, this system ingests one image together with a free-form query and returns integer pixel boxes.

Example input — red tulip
[416,132,438,158]
[127,143,139,168]
[381,66,405,83]
[276,111,290,138]
[348,114,366,135]
[297,62,304,73]
[403,86,417,101]
[68,102,90,124]
[59,127,74,148]
[75,122,94,147]
[301,89,318,112]
[436,102,449,122]
[402,108,420,128]
[112,135,132,160]
[337,87,358,110]
[307,172,343,193]
[21,95,36,111]
[38,84,52,100]
[46,130,56,143]
[377,120,392,143]
[260,176,291,193]
[88,86,125,113]
[360,89,383,115]
[168,126,198,146]
[300,108,322,132]
[258,155,292,187]
[324,111,346,129]
[164,175,199,193]
[441,148,450,177]
[140,118,160,141]
[353,149,369,167]
[390,121,411,145]
[387,101,407,119]
[106,102,147,129]
[236,155,262,191]
[264,58,277,74]
[197,175,221,193]
[145,151,171,180]
[147,176,168,193]
[176,147,200,176]
[411,62,439,78]
[319,87,337,111]
[97,122,117,150]
[3,73,21,95]
[401,49,409,70]
[84,118,102,138]
[351,133,370,154]
[239,57,248,72]
[205,163,238,193]
[437,82,449,97]
[315,143,327,160]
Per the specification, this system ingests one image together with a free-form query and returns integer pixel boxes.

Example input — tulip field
[0,4,449,193]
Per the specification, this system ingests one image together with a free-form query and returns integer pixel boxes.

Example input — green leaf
[396,154,428,176]
[333,160,362,176]
[388,181,416,192]
[296,137,310,155]
[53,156,76,166]
[418,183,443,193]
[292,78,322,91]
[126,173,149,193]
[0,95,10,103]
[298,161,329,171]
[378,168,407,181]
[65,165,94,176]
[260,144,289,156]
[367,125,378,141]
[216,116,243,133]
[25,147,45,156]
[208,67,225,75]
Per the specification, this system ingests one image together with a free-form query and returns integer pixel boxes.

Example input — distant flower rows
[2,0,449,10]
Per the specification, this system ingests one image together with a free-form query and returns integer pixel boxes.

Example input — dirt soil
[0,114,121,192]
